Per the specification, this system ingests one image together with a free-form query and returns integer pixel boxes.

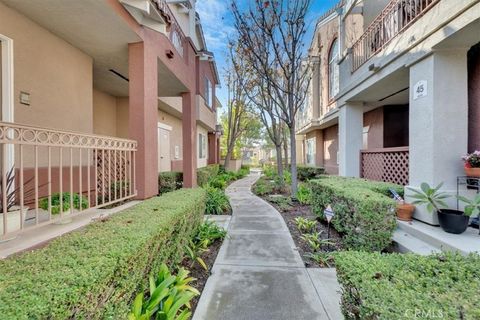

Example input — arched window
[328,39,339,99]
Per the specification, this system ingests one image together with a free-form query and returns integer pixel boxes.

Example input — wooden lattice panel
[361,147,409,186]
[96,150,130,202]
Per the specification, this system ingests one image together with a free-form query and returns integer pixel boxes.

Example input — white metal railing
[351,0,440,71]
[0,122,137,240]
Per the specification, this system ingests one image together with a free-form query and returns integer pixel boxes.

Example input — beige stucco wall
[93,89,117,136]
[0,1,93,133]
[197,124,208,168]
[158,109,183,161]
[116,98,129,138]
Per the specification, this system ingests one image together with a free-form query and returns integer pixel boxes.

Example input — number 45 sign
[413,80,427,100]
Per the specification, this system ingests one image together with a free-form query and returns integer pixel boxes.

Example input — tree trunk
[290,123,298,197]
[275,144,284,186]
[283,140,288,167]
[224,150,232,170]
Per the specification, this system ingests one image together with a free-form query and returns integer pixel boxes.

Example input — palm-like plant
[458,194,480,217]
[408,182,450,213]
[128,264,199,320]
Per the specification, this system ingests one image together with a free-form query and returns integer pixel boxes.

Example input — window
[204,77,213,107]
[328,39,339,99]
[306,138,315,166]
[198,133,207,159]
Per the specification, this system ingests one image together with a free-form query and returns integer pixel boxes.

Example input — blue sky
[196,0,339,111]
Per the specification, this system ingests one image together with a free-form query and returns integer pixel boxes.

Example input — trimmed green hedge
[335,251,480,320]
[0,189,206,319]
[197,164,220,187]
[158,171,183,194]
[309,176,403,251]
[297,165,325,181]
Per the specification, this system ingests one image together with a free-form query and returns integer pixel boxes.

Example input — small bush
[335,251,480,320]
[253,178,275,196]
[197,164,220,187]
[39,192,88,214]
[309,176,402,251]
[267,195,293,211]
[262,165,276,179]
[296,183,311,204]
[0,189,205,319]
[158,171,183,194]
[204,185,231,215]
[297,165,325,181]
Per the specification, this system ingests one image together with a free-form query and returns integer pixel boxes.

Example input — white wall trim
[157,122,172,131]
[0,34,14,123]
[0,34,15,175]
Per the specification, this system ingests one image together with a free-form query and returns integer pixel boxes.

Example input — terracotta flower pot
[396,203,415,222]
[464,167,480,177]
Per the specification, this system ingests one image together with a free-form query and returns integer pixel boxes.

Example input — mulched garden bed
[182,238,223,314]
[266,198,342,267]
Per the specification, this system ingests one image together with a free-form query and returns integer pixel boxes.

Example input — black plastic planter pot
[437,210,469,234]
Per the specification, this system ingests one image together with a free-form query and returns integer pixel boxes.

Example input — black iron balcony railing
[351,0,440,72]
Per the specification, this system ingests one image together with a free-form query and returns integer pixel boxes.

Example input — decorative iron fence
[0,122,137,240]
[360,147,409,186]
[351,0,440,72]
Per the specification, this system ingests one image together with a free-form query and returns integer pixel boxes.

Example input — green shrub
[39,192,88,214]
[296,183,311,204]
[209,176,227,190]
[0,189,205,319]
[335,251,480,320]
[297,165,325,181]
[195,220,227,247]
[204,185,231,215]
[309,176,402,251]
[197,164,220,187]
[158,171,183,194]
[267,195,293,211]
[262,165,276,179]
[253,178,275,196]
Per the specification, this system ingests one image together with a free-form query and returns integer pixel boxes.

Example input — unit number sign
[413,80,427,100]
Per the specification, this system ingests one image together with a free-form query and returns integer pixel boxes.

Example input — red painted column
[207,132,217,165]
[182,92,197,187]
[129,42,159,199]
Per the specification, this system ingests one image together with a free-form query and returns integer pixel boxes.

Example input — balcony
[360,147,409,185]
[351,0,440,72]
[0,122,137,240]
[120,0,186,56]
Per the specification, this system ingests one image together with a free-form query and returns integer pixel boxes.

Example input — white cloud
[196,0,235,51]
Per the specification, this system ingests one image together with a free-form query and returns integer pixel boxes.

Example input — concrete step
[396,220,480,255]
[392,229,441,255]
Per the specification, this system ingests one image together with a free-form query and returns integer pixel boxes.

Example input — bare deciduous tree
[231,0,312,195]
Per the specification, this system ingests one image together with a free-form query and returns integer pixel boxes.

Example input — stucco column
[208,132,217,164]
[182,92,197,187]
[128,42,158,199]
[407,50,468,224]
[338,102,363,177]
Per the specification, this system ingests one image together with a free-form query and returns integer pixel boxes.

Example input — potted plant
[458,194,480,228]
[462,151,480,177]
[0,167,31,239]
[389,188,415,221]
[408,182,469,234]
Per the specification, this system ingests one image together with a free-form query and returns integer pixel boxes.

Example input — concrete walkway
[193,173,342,320]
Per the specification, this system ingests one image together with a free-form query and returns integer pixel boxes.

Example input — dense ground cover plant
[39,192,88,214]
[128,264,199,320]
[158,172,183,194]
[197,164,220,187]
[0,189,205,319]
[297,165,325,181]
[204,185,231,215]
[195,220,227,247]
[335,251,480,320]
[309,176,403,251]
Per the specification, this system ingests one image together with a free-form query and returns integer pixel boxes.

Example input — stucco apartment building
[0,0,221,238]
[297,0,480,223]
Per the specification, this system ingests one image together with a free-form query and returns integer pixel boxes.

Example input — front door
[158,125,171,172]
